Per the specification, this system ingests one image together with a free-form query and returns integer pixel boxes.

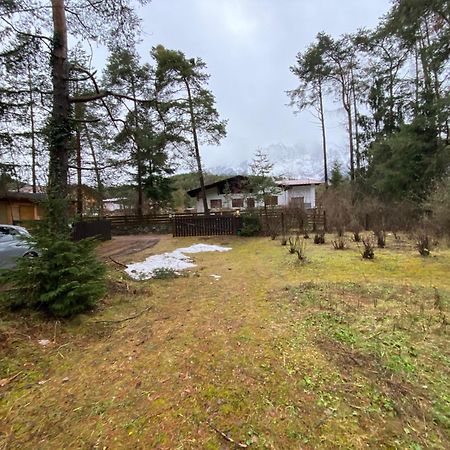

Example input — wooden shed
[0,192,46,225]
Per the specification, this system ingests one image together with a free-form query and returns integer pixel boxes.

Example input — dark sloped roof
[187,175,249,197]
[0,191,47,202]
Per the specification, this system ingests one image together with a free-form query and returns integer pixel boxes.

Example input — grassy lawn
[1,234,449,449]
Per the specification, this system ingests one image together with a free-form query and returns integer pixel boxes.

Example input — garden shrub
[416,233,431,256]
[360,236,375,259]
[331,236,347,250]
[0,225,106,318]
[314,232,325,244]
[240,214,261,236]
[287,235,307,261]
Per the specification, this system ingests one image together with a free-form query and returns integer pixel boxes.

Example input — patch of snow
[125,244,231,280]
[177,244,232,254]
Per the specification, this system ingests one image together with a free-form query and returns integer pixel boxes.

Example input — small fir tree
[0,219,106,318]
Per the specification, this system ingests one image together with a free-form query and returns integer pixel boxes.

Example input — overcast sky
[133,0,392,171]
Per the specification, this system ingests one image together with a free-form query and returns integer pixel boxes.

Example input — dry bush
[360,236,375,259]
[320,187,352,236]
[287,235,307,261]
[314,232,325,244]
[283,204,309,235]
[353,231,361,242]
[288,236,298,254]
[331,235,347,250]
[425,178,450,238]
[260,212,281,239]
[416,232,431,256]
[375,230,386,248]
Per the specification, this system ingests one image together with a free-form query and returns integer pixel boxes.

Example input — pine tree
[152,46,227,215]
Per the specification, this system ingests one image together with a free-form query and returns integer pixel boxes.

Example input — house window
[265,196,278,206]
[210,199,222,209]
[231,198,244,208]
[246,198,255,208]
[290,197,304,207]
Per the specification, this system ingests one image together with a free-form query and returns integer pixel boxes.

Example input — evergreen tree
[289,34,331,187]
[248,149,279,214]
[152,45,227,215]
[0,221,106,318]
[329,160,346,188]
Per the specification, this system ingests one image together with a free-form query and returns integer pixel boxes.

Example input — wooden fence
[260,208,325,234]
[173,214,242,237]
[83,208,326,237]
[72,219,111,241]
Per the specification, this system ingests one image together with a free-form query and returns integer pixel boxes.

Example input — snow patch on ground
[125,244,231,280]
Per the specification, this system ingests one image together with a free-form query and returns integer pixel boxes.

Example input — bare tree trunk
[48,0,71,232]
[185,79,209,215]
[131,78,144,217]
[350,68,360,171]
[27,65,37,193]
[75,123,83,217]
[83,124,104,217]
[318,82,328,188]
[414,44,420,114]
[343,91,355,181]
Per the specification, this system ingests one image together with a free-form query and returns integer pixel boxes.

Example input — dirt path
[97,234,162,261]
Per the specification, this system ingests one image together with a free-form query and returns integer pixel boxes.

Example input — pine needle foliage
[1,223,106,318]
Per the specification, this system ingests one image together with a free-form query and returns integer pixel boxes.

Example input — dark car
[0,225,37,269]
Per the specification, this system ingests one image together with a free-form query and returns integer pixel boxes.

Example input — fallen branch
[0,371,23,388]
[108,257,127,268]
[207,421,248,448]
[93,305,154,324]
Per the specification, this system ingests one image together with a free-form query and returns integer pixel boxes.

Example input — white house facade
[187,176,322,213]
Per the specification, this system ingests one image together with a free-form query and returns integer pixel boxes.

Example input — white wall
[195,187,261,212]
[277,186,316,208]
[194,184,317,212]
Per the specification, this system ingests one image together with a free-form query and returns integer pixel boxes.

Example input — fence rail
[173,214,242,237]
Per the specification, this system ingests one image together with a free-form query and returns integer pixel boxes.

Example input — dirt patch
[97,235,161,260]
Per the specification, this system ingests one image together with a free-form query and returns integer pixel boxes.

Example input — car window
[0,226,29,237]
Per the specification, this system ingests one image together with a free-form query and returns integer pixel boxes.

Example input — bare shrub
[314,232,325,244]
[416,233,431,256]
[353,231,361,242]
[425,178,450,238]
[283,204,309,235]
[287,235,307,261]
[331,235,347,250]
[375,230,386,248]
[288,236,298,254]
[320,187,352,236]
[360,236,375,259]
[295,238,307,261]
[263,213,281,240]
